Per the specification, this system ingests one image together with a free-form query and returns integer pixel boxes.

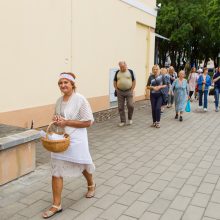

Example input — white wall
[0,0,72,112]
[71,0,156,98]
[0,0,156,113]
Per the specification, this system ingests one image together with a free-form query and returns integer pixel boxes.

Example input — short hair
[118,61,126,66]
[160,68,167,74]
[178,70,185,76]
[152,64,160,71]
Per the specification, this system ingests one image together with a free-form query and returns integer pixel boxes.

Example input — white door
[109,68,118,104]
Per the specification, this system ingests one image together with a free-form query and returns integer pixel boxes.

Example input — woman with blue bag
[171,70,189,121]
[185,99,191,112]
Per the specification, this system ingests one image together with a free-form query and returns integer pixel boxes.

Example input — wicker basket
[41,122,70,153]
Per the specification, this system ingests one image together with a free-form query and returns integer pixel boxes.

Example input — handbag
[209,86,214,96]
[185,100,191,112]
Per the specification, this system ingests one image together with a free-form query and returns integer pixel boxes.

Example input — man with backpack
[113,61,136,127]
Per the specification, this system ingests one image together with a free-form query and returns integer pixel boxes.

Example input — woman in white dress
[43,72,95,218]
[188,67,198,100]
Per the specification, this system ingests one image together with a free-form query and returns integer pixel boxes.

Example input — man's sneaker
[118,122,125,127]
[215,108,219,112]
[198,106,202,109]
[127,120,133,125]
[204,108,207,112]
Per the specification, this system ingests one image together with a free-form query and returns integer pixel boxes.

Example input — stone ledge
[0,128,40,150]
[0,124,39,185]
[0,124,27,138]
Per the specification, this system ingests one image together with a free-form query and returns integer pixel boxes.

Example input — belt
[117,88,131,92]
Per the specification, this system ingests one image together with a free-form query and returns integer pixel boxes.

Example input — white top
[188,72,199,91]
[51,93,94,164]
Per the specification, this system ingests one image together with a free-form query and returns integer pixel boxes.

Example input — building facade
[0,0,157,128]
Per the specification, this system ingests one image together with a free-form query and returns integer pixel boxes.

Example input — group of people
[42,61,220,218]
[113,62,220,129]
[147,65,220,128]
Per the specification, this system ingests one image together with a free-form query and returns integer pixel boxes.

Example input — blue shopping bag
[185,100,191,112]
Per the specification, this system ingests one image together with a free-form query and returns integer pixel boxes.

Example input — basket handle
[46,121,56,139]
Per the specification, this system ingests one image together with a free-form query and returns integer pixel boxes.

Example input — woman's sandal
[155,122,160,128]
[85,184,96,198]
[42,204,62,219]
[150,122,156,127]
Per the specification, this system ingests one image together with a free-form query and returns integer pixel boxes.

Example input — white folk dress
[51,92,95,177]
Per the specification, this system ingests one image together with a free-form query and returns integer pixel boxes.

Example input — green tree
[156,0,219,70]
[207,0,220,67]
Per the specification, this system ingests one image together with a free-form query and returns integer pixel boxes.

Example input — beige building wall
[0,0,157,128]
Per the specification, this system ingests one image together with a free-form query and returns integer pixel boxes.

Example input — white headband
[59,74,75,83]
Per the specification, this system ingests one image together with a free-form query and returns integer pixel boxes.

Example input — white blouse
[51,93,94,164]
[188,72,199,91]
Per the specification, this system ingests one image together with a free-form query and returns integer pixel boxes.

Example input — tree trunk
[162,51,167,67]
[203,57,209,67]
[177,51,182,71]
[213,56,218,68]
[170,49,177,69]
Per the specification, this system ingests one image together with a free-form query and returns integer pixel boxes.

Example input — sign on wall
[109,68,118,103]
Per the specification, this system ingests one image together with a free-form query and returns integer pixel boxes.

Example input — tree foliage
[156,0,220,70]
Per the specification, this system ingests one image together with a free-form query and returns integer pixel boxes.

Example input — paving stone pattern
[1,98,220,220]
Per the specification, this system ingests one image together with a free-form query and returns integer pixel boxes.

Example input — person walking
[160,68,170,113]
[167,66,177,108]
[213,66,220,112]
[197,67,211,111]
[146,65,167,128]
[171,70,189,121]
[42,72,95,219]
[188,67,199,101]
[114,61,136,126]
[194,68,203,100]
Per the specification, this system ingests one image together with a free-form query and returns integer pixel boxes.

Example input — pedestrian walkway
[1,98,220,220]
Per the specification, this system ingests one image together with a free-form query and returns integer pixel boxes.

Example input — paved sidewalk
[1,98,220,220]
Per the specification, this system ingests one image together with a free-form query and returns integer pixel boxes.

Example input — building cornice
[120,0,157,17]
